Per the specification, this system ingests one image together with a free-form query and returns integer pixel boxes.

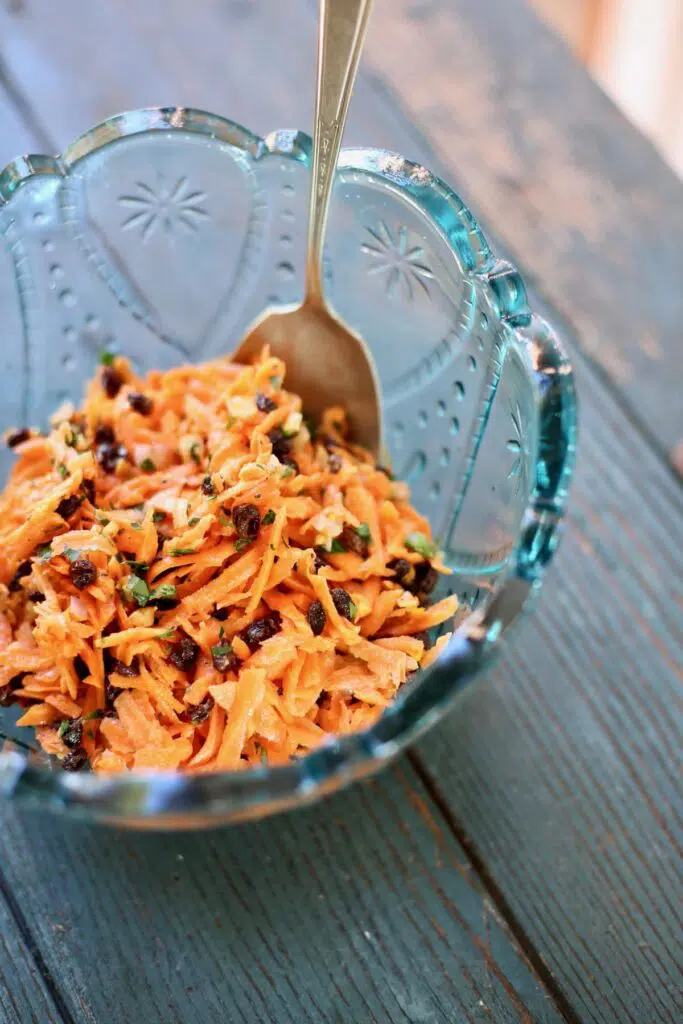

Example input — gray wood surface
[0,1,681,1022]
[416,353,683,1023]
[0,765,561,1024]
[366,0,683,471]
[0,891,63,1024]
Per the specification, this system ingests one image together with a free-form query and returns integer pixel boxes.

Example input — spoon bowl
[233,0,382,454]
[234,299,382,452]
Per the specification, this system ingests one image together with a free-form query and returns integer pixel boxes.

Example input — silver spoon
[233,0,382,456]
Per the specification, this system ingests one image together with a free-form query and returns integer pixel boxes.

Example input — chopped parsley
[405,532,438,560]
[170,547,196,557]
[355,523,371,542]
[187,517,200,527]
[140,457,156,472]
[149,583,177,603]
[281,465,295,479]
[36,544,53,563]
[211,643,233,659]
[84,709,104,721]
[330,539,346,554]
[189,442,201,465]
[99,349,115,366]
[262,509,276,526]
[121,574,150,607]
[152,510,166,524]
[348,600,358,621]
[62,547,82,563]
[269,375,282,390]
[218,510,231,528]
[234,537,251,553]
[56,462,69,479]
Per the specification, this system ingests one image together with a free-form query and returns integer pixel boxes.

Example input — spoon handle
[306,0,373,304]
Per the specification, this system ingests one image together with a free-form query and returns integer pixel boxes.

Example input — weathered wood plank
[0,4,681,1023]
[0,884,64,1024]
[0,0,681,467]
[0,764,562,1024]
[415,351,683,1023]
[362,0,683,470]
[0,73,43,168]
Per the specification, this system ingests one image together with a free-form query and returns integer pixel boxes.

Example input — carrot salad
[0,350,456,774]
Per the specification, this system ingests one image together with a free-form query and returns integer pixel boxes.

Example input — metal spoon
[233,0,382,455]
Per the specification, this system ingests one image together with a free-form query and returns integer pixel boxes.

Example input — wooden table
[1,2,681,1021]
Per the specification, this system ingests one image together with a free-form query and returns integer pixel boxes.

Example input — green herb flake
[262,509,276,526]
[225,416,237,430]
[159,628,177,640]
[211,643,233,658]
[405,532,438,560]
[234,537,251,553]
[187,517,200,528]
[218,625,225,639]
[121,574,150,607]
[150,583,177,602]
[56,463,69,479]
[96,515,111,527]
[130,523,142,531]
[37,544,53,563]
[170,547,196,557]
[330,538,346,554]
[218,511,231,528]
[348,600,358,621]
[99,349,115,366]
[281,466,295,479]
[62,547,81,563]
[84,709,104,721]
[152,510,166,524]
[58,720,70,738]
[259,745,268,765]
[189,442,201,465]
[269,375,282,390]
[140,457,156,473]
[355,523,371,542]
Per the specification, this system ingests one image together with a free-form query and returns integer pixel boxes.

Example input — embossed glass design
[0,110,577,828]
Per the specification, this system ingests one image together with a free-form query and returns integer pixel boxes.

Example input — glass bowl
[0,108,577,828]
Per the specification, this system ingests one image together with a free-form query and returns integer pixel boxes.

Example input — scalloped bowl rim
[0,107,574,823]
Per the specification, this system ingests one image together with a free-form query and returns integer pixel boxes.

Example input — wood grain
[0,73,42,168]
[1,0,682,469]
[0,764,561,1024]
[363,0,683,470]
[0,885,63,1024]
[0,3,681,1023]
[416,352,683,1023]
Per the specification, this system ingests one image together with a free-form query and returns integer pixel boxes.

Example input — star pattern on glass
[361,220,434,301]
[506,401,529,496]
[119,175,208,239]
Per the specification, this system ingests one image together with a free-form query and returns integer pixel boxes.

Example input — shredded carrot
[0,350,456,772]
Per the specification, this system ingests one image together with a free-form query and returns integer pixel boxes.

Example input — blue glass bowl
[0,108,577,828]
